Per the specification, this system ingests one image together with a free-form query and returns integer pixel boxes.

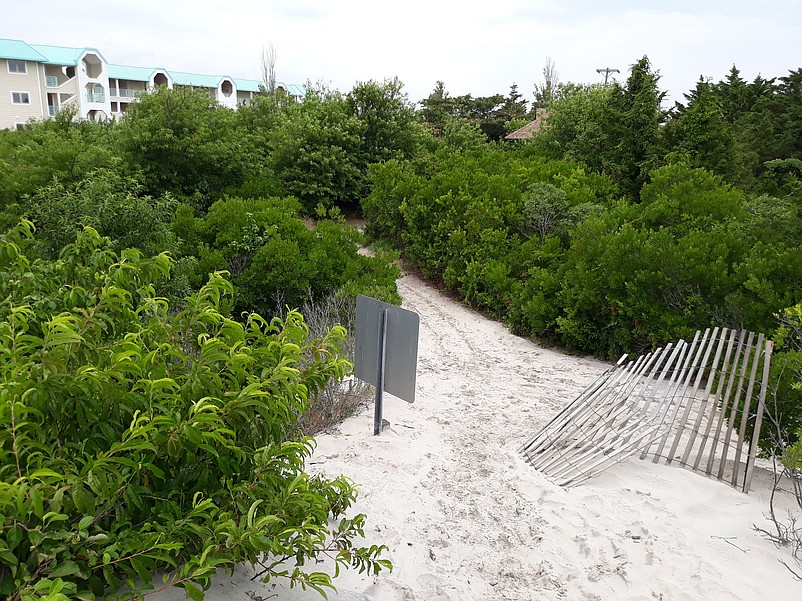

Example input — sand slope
[154,272,801,601]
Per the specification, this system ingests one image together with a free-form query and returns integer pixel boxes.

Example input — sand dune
[155,272,801,601]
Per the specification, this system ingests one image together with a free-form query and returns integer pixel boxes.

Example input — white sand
[155,272,801,600]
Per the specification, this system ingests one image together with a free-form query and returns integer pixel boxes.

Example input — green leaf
[72,486,96,515]
[249,534,273,552]
[129,557,151,582]
[183,581,205,601]
[6,525,23,551]
[144,462,165,480]
[0,549,18,569]
[50,560,82,579]
[29,485,44,519]
[78,515,94,531]
[246,500,263,528]
[30,468,66,481]
[43,511,69,526]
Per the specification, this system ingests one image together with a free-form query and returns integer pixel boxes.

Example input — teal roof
[278,82,307,97]
[1,37,305,99]
[0,38,47,62]
[108,64,166,82]
[170,71,229,88]
[233,78,262,93]
[30,43,99,66]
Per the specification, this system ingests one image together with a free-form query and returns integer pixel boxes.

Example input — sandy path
[154,272,801,601]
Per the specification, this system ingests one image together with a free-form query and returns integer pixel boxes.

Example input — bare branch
[261,44,277,95]
[534,56,559,108]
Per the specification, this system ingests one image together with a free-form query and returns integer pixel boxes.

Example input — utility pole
[596,67,620,87]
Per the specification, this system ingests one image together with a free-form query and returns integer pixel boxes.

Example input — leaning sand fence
[521,328,773,492]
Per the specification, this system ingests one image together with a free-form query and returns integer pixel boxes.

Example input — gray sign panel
[355,295,419,403]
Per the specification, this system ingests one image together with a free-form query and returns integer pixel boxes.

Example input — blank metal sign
[354,295,420,403]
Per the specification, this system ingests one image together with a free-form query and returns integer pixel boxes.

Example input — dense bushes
[0,108,117,209]
[367,150,802,356]
[364,144,616,314]
[0,83,415,600]
[4,170,178,260]
[115,87,257,202]
[0,222,390,600]
[364,144,802,449]
[173,197,400,317]
[1,60,801,595]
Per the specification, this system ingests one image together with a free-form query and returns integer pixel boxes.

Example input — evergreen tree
[606,56,665,199]
[716,65,752,123]
[667,78,742,182]
[419,81,455,135]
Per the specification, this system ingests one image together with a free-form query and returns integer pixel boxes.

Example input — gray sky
[4,0,800,107]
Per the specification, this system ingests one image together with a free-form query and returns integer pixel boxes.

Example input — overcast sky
[4,0,800,107]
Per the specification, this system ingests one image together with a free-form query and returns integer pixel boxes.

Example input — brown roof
[505,109,549,140]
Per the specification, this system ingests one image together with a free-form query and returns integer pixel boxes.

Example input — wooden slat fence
[520,328,773,491]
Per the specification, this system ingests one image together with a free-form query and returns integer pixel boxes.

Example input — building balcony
[86,92,106,103]
[113,88,143,99]
[45,75,59,88]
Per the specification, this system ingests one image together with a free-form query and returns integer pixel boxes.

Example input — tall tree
[346,77,423,164]
[664,78,743,183]
[419,81,453,135]
[499,83,529,126]
[533,56,559,109]
[418,82,511,142]
[716,65,752,123]
[261,43,277,95]
[267,86,366,211]
[606,56,665,198]
[530,82,613,172]
[116,87,254,202]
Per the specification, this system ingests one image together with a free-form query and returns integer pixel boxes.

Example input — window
[8,60,27,74]
[11,92,31,104]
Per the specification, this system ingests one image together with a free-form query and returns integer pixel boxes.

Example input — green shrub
[115,87,255,201]
[0,109,117,209]
[11,169,178,260]
[0,222,390,600]
[768,303,802,455]
[176,197,400,318]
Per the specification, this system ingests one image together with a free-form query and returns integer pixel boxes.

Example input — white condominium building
[0,37,306,130]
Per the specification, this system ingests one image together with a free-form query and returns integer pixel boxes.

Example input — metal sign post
[373,308,388,435]
[355,295,419,436]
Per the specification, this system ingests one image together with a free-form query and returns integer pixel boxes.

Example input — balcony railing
[45,75,59,88]
[86,92,106,103]
[48,105,58,117]
[115,88,143,98]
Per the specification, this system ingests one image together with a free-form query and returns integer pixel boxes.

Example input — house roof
[0,38,47,61]
[233,77,262,93]
[30,43,105,66]
[1,37,306,99]
[30,44,83,65]
[108,64,167,82]
[277,82,307,97]
[0,38,108,66]
[504,109,549,140]
[232,79,308,96]
[170,71,233,88]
